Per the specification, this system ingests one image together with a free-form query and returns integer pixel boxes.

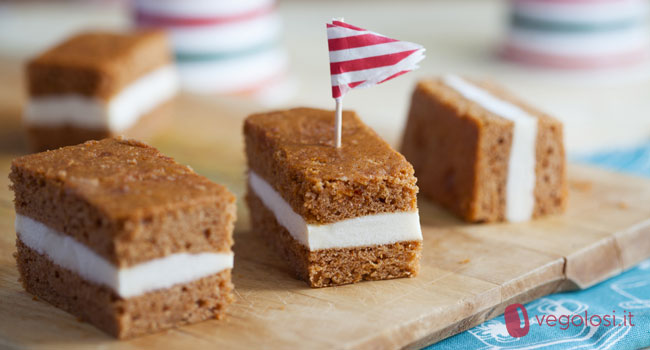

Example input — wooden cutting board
[0,61,649,350]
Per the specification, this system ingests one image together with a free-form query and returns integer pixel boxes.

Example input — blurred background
[2,0,650,155]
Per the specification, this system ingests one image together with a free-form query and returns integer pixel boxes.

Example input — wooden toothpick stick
[335,98,342,148]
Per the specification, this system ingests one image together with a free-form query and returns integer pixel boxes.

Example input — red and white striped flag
[327,20,425,99]
[326,19,425,147]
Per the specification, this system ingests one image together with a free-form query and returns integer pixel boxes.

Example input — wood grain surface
[0,59,649,350]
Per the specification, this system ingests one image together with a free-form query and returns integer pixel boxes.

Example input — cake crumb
[459,259,470,264]
[570,180,592,192]
[616,201,629,209]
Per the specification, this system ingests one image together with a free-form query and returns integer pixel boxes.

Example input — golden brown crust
[27,30,172,100]
[25,99,173,153]
[16,239,234,339]
[246,188,421,288]
[401,78,567,222]
[402,81,489,221]
[10,138,236,266]
[244,107,418,224]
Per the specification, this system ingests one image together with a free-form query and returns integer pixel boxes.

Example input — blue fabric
[573,143,650,178]
[428,142,650,350]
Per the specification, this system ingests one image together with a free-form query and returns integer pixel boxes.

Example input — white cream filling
[15,215,233,298]
[24,64,179,132]
[443,75,537,222]
[248,171,422,251]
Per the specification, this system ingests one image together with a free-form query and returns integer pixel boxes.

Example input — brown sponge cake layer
[401,78,566,222]
[470,80,568,218]
[26,125,110,154]
[534,117,567,216]
[244,108,418,225]
[10,138,236,266]
[16,239,233,339]
[246,188,421,288]
[402,81,501,221]
[27,30,172,100]
[25,100,172,153]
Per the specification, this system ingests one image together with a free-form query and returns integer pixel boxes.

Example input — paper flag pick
[327,20,425,99]
[326,20,425,147]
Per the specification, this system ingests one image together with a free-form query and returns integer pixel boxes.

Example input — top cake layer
[10,138,236,266]
[244,108,418,224]
[415,78,559,126]
[27,30,172,100]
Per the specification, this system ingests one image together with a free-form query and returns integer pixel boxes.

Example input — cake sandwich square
[10,138,235,338]
[24,31,179,152]
[401,75,567,223]
[244,108,422,288]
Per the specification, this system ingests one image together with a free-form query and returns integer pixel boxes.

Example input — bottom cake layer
[246,188,422,288]
[15,239,233,339]
[25,101,172,152]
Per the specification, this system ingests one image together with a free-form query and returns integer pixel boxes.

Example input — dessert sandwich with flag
[244,20,425,287]
[401,76,568,223]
